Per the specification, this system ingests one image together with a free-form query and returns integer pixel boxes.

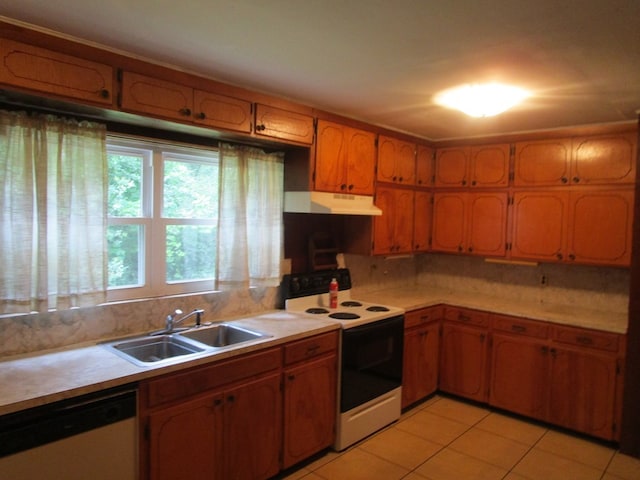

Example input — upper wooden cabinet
[377,135,416,185]
[314,120,376,194]
[413,190,433,252]
[120,71,252,133]
[432,191,508,257]
[254,104,314,144]
[0,38,114,106]
[373,186,415,255]
[510,188,634,266]
[514,133,637,186]
[416,145,435,187]
[435,144,510,188]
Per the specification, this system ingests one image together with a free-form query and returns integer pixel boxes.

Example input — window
[107,137,220,300]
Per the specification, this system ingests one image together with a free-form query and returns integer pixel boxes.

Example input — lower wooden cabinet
[140,332,339,480]
[282,332,338,469]
[439,307,490,402]
[488,314,624,441]
[402,306,442,408]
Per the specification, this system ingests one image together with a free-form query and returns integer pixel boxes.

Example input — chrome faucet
[164,308,205,333]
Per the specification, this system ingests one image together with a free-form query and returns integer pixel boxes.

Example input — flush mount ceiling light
[435,83,530,117]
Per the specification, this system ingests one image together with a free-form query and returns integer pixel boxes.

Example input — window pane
[108,225,144,287]
[166,225,216,282]
[163,158,217,218]
[108,153,143,217]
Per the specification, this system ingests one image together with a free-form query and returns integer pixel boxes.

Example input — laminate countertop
[0,311,340,417]
[354,286,627,334]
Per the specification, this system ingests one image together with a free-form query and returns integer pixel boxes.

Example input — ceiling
[1,0,639,141]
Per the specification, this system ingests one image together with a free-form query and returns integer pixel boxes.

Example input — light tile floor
[276,395,640,480]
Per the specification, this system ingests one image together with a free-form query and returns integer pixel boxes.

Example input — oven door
[340,315,404,412]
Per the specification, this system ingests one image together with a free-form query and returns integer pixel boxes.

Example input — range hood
[284,191,382,215]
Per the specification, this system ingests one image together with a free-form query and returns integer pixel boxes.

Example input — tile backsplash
[1,252,630,357]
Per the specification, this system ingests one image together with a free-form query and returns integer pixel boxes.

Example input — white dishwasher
[0,385,137,480]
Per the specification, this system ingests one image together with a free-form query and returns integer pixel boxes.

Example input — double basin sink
[102,323,271,367]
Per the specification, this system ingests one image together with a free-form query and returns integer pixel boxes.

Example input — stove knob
[290,279,300,293]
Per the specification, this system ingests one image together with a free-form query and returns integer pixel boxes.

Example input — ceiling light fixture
[435,83,529,117]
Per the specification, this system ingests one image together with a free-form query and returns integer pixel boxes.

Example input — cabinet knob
[255,124,266,131]
[461,180,467,186]
[99,89,110,99]
[556,252,564,260]
[561,177,568,184]
[573,176,580,183]
[348,184,354,191]
[288,374,296,381]
[179,107,192,116]
[227,394,235,403]
[468,246,473,253]
[195,112,206,120]
[340,184,347,190]
[392,176,397,181]
[568,253,576,261]
[471,180,477,186]
[398,176,403,182]
[457,245,463,252]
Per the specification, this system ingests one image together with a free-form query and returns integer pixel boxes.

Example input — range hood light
[435,83,529,117]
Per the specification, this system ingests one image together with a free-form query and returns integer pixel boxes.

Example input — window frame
[106,136,219,302]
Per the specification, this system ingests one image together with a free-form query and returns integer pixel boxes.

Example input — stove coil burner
[341,301,363,307]
[306,307,330,314]
[366,305,390,312]
[329,312,361,320]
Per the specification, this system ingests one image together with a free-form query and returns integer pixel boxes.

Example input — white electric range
[281,268,405,450]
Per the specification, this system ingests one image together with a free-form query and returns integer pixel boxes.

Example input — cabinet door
[439,323,488,402]
[413,190,432,252]
[121,71,193,122]
[435,147,469,187]
[148,393,224,480]
[315,120,347,192]
[432,192,467,253]
[510,191,569,262]
[572,133,637,185]
[0,39,113,106]
[345,127,376,194]
[377,136,416,184]
[372,187,396,254]
[567,189,634,266]
[223,373,282,480]
[403,322,440,408]
[489,333,548,420]
[469,144,510,187]
[283,355,337,469]
[416,145,434,187]
[193,89,252,133]
[394,188,415,253]
[254,104,314,144]
[467,192,508,257]
[548,347,618,440]
[513,138,572,186]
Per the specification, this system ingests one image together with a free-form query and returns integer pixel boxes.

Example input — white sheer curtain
[0,110,108,313]
[217,143,284,289]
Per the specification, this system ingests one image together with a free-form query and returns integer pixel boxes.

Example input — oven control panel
[281,268,352,300]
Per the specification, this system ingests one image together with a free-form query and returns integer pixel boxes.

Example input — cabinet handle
[227,394,235,403]
[576,335,593,345]
[468,246,473,253]
[99,89,110,99]
[348,184,354,190]
[568,253,576,261]
[340,184,347,190]
[255,124,266,131]
[458,314,471,322]
[288,374,296,381]
[556,252,564,260]
[306,345,320,356]
[461,180,467,186]
[398,176,403,182]
[573,176,580,183]
[420,315,431,323]
[417,179,423,185]
[561,177,568,184]
[195,112,206,120]
[213,398,223,407]
[178,107,192,116]
[511,324,526,333]
[471,180,477,186]
[457,245,463,252]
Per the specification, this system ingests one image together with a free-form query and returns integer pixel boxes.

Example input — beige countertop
[355,286,628,334]
[0,311,340,417]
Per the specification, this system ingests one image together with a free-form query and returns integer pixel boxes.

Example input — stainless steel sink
[179,324,270,347]
[102,334,206,366]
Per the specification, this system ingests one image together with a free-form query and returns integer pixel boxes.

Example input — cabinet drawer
[553,325,620,352]
[444,307,489,327]
[144,347,281,407]
[491,314,549,339]
[404,306,443,329]
[284,331,338,365]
